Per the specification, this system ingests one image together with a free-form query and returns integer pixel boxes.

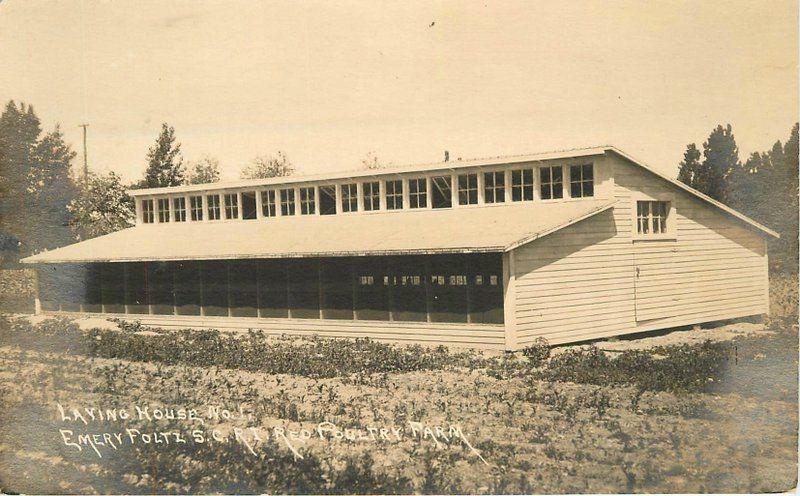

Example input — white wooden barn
[22,146,777,350]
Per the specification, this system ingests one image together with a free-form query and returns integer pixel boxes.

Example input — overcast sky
[1,0,797,182]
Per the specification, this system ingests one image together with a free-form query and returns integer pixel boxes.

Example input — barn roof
[21,199,616,264]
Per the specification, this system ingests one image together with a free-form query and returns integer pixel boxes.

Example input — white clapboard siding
[510,153,769,349]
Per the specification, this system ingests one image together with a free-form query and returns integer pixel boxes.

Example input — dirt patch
[586,321,771,353]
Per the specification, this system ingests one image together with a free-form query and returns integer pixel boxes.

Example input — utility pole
[79,123,89,183]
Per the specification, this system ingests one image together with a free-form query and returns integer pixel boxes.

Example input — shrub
[537,340,733,393]
[520,337,551,367]
[0,316,479,379]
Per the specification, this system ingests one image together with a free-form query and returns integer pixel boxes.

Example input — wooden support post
[465,257,472,324]
[351,259,358,321]
[286,262,292,319]
[145,262,153,315]
[502,250,518,351]
[317,259,324,319]
[387,258,395,322]
[424,258,432,323]
[199,262,205,317]
[172,263,177,316]
[123,263,129,314]
[256,261,262,318]
[226,261,233,317]
[255,191,263,220]
[33,268,41,315]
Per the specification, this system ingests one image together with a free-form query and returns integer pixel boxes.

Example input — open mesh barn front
[37,253,504,324]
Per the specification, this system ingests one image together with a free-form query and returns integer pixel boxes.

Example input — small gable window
[636,200,670,236]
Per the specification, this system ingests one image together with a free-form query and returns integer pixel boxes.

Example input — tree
[0,101,42,250]
[701,124,740,203]
[677,143,701,187]
[68,171,135,240]
[360,151,390,170]
[727,123,798,273]
[186,155,221,184]
[240,151,294,179]
[142,123,185,188]
[29,125,79,249]
[0,101,78,254]
[677,124,740,203]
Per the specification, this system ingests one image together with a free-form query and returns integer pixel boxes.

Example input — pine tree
[700,124,740,203]
[142,123,185,188]
[0,101,42,247]
[677,143,702,188]
[30,125,79,250]
[677,124,741,204]
[725,123,798,273]
[0,102,79,254]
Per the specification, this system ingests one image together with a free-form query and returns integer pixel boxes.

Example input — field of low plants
[0,312,797,493]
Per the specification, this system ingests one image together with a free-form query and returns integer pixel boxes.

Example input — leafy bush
[0,269,35,313]
[769,272,798,318]
[538,340,733,393]
[520,337,550,367]
[0,316,479,378]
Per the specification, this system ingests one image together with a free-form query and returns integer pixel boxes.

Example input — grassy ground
[0,313,796,494]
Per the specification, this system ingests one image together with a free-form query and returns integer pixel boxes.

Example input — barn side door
[633,244,677,322]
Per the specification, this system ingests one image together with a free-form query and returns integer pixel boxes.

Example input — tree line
[677,123,798,273]
[0,103,301,259]
[0,99,796,274]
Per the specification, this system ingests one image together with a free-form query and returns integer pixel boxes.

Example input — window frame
[224,193,239,220]
[511,168,535,202]
[319,185,337,215]
[631,194,677,241]
[173,197,187,222]
[279,188,296,216]
[300,187,316,215]
[157,197,171,222]
[340,183,358,213]
[384,180,403,210]
[483,171,505,204]
[207,194,221,220]
[241,191,258,220]
[569,163,594,198]
[141,199,155,224]
[363,181,381,211]
[457,173,479,205]
[408,177,428,209]
[431,175,453,209]
[261,190,277,217]
[189,195,203,221]
[539,165,564,201]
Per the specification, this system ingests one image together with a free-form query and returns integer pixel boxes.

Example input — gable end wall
[510,153,769,348]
